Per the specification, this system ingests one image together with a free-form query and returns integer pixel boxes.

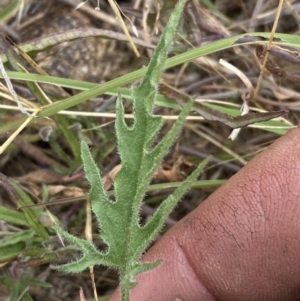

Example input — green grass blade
[1,32,298,136]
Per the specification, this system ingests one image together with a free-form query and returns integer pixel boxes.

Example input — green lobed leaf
[52,225,112,273]
[136,157,210,257]
[54,2,210,300]
[113,0,189,276]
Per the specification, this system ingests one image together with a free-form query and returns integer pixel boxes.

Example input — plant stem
[121,283,129,301]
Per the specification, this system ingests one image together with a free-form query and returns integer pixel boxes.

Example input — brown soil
[0,0,299,300]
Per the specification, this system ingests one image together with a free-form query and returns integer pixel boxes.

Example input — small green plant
[53,0,209,299]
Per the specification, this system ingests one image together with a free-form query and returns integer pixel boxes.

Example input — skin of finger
[109,229,216,301]
[110,126,300,301]
[181,125,300,301]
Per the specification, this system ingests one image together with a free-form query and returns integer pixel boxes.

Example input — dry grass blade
[0,108,40,154]
[1,0,300,299]
[253,0,285,103]
[107,0,140,57]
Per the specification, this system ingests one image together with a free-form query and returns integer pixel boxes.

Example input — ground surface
[0,0,299,300]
